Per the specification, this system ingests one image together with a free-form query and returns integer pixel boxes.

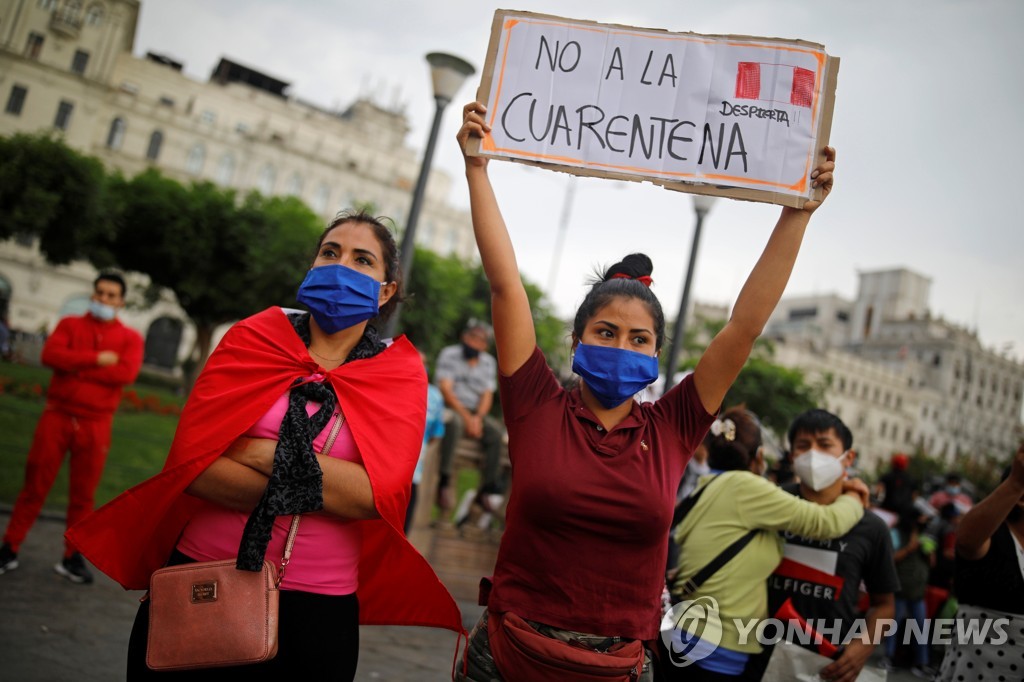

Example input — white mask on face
[793,449,847,491]
[88,300,117,321]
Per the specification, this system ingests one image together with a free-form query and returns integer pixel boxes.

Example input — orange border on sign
[484,16,826,195]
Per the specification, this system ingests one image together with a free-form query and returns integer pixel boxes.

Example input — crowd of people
[0,98,1020,682]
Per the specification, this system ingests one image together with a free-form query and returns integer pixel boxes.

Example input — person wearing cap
[434,320,505,515]
[876,452,918,516]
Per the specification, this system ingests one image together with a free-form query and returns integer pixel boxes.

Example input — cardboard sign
[470,10,839,208]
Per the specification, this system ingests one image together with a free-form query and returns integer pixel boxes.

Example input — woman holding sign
[455,100,835,682]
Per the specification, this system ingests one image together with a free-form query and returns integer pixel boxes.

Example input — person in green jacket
[664,407,868,681]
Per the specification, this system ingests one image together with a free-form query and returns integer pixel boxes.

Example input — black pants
[128,553,359,680]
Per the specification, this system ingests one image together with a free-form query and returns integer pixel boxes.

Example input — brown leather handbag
[145,515,301,671]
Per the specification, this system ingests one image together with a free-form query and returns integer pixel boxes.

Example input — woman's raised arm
[457,101,536,376]
[692,147,835,414]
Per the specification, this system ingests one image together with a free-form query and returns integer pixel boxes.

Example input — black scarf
[235,314,385,571]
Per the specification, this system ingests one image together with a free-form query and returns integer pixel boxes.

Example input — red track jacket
[42,313,144,418]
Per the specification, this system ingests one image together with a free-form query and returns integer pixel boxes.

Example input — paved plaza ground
[0,509,924,681]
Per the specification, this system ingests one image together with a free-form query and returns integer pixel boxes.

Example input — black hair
[945,473,962,485]
[94,272,127,298]
[705,406,763,472]
[571,253,666,350]
[317,210,405,320]
[787,409,854,451]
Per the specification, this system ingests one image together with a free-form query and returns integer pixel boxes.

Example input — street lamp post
[545,176,577,295]
[386,52,475,338]
[662,194,717,395]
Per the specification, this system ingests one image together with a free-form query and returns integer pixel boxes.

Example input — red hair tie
[610,273,653,287]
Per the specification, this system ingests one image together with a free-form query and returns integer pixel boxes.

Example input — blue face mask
[296,264,383,334]
[571,342,660,409]
[88,300,117,321]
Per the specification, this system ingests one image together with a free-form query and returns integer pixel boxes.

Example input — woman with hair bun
[666,407,868,680]
[455,101,838,682]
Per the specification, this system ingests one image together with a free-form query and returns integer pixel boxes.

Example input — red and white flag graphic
[735,62,815,108]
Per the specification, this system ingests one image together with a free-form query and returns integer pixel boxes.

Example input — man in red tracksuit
[0,273,143,584]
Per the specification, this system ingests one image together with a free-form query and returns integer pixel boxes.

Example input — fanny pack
[480,579,643,682]
[488,611,643,682]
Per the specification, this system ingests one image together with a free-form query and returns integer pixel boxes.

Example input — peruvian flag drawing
[735,62,815,108]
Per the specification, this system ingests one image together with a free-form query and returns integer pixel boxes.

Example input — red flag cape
[67,307,463,632]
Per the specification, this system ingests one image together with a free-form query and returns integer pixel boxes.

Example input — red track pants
[3,408,113,556]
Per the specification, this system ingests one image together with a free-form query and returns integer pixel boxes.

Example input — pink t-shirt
[177,375,363,595]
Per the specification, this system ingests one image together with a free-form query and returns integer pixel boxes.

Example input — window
[788,307,818,321]
[199,110,216,125]
[215,154,236,185]
[85,3,104,26]
[53,100,74,130]
[64,0,82,21]
[25,32,44,59]
[146,130,163,161]
[158,96,175,108]
[71,49,90,75]
[106,117,125,149]
[5,85,27,116]
[311,184,330,213]
[235,122,250,134]
[285,173,304,196]
[38,0,58,9]
[185,143,205,176]
[257,165,276,195]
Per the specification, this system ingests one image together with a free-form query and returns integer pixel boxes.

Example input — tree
[397,248,486,365]
[107,170,323,388]
[721,355,825,435]
[676,318,824,435]
[0,133,110,264]
[396,249,569,374]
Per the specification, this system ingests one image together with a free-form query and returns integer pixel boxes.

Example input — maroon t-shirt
[489,347,715,640]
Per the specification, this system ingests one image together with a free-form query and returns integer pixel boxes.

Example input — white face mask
[88,300,117,321]
[793,449,847,491]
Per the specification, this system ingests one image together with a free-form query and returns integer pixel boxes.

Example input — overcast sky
[135,0,1024,358]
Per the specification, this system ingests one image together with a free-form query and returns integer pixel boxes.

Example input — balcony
[49,11,82,39]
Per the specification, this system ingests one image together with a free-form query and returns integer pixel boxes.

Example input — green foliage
[722,356,825,435]
[107,174,320,329]
[0,133,110,264]
[104,171,323,386]
[397,248,487,365]
[396,249,568,374]
[676,317,823,435]
[899,446,1008,501]
[0,364,180,509]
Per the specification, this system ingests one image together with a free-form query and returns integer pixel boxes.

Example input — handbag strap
[675,473,759,599]
[275,409,346,587]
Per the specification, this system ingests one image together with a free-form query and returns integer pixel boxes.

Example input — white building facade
[764,268,1024,471]
[0,0,475,367]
